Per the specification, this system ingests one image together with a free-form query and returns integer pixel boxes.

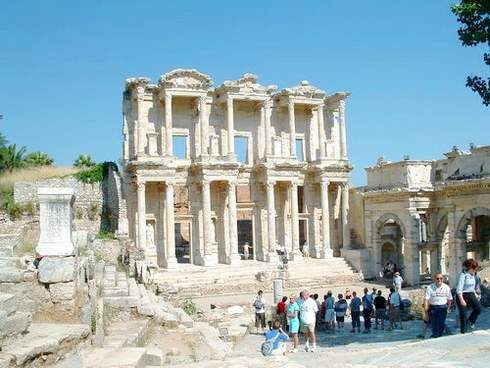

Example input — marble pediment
[158,69,213,90]
[277,80,326,99]
[218,73,277,95]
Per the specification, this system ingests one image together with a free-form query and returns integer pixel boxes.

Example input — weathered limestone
[36,188,75,256]
[122,70,352,270]
[38,257,76,283]
[349,145,490,286]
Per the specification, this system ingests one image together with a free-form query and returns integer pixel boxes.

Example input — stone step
[2,323,90,366]
[103,287,130,297]
[104,320,150,348]
[0,311,32,346]
[71,347,149,368]
[103,296,140,308]
[0,293,16,316]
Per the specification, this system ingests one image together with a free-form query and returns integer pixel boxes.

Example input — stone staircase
[153,257,361,298]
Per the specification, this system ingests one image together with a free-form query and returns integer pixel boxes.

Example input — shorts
[336,316,345,323]
[325,309,335,322]
[301,322,315,333]
[289,319,300,333]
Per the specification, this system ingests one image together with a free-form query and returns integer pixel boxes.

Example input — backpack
[261,331,282,356]
[254,298,264,311]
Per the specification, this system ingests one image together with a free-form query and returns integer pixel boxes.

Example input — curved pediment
[158,69,213,90]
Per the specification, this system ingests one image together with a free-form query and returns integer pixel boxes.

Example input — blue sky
[0,1,488,185]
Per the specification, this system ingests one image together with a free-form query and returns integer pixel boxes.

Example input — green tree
[25,151,54,167]
[74,154,95,168]
[0,144,27,172]
[451,0,490,106]
[0,133,7,148]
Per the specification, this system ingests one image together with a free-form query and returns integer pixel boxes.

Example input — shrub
[87,203,100,221]
[182,298,197,316]
[96,231,114,240]
[23,201,36,216]
[74,164,103,184]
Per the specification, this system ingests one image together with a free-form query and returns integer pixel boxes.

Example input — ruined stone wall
[14,177,103,233]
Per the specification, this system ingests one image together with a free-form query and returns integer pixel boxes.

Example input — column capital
[164,91,172,100]
[320,179,330,186]
[288,99,295,109]
[137,181,146,191]
[266,181,276,188]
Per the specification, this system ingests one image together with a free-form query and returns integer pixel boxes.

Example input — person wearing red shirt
[277,296,288,330]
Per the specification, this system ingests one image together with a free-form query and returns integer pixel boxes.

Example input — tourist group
[253,259,483,356]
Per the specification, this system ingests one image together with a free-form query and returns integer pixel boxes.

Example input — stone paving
[223,308,490,368]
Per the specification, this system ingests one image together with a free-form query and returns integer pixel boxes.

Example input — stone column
[158,183,166,268]
[341,182,350,250]
[319,180,332,258]
[290,182,301,260]
[227,182,240,265]
[226,97,235,159]
[339,100,347,159]
[264,99,272,157]
[266,182,278,262]
[318,104,326,159]
[288,100,296,158]
[200,95,208,159]
[202,180,216,266]
[165,183,177,269]
[165,92,173,156]
[137,88,146,155]
[137,182,147,250]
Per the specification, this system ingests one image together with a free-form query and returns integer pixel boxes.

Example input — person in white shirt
[456,259,482,333]
[299,290,318,352]
[252,290,267,333]
[393,272,403,292]
[424,272,453,338]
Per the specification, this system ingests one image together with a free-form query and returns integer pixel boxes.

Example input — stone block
[81,347,148,368]
[155,309,178,328]
[0,268,24,283]
[144,347,163,366]
[0,353,14,368]
[0,293,16,316]
[50,281,76,303]
[226,305,244,315]
[174,307,194,328]
[0,311,32,343]
[38,256,76,283]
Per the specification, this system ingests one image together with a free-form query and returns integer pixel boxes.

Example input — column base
[320,247,334,259]
[164,256,178,270]
[266,252,279,263]
[227,254,241,266]
[202,254,218,267]
[288,250,303,261]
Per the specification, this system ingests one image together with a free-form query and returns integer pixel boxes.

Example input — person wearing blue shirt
[264,319,289,356]
[362,287,374,333]
[456,259,482,333]
[349,291,362,333]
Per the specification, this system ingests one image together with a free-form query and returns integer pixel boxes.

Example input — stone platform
[153,257,361,298]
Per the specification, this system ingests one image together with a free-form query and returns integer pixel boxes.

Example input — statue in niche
[146,222,155,248]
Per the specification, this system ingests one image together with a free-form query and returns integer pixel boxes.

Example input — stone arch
[375,213,406,236]
[454,207,490,266]
[374,213,406,277]
[456,207,490,238]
